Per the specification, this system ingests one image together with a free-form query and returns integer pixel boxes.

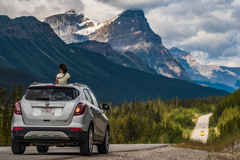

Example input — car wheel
[80,125,93,156]
[98,128,109,154]
[11,138,26,154]
[37,146,49,153]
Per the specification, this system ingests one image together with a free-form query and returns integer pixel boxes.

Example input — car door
[83,89,99,138]
[88,89,107,141]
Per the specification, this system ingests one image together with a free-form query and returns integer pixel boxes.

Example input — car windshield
[25,87,79,101]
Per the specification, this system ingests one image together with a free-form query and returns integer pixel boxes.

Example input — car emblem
[45,102,50,106]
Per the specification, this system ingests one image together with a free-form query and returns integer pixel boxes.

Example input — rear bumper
[11,127,87,144]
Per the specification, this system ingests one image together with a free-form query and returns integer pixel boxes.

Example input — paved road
[0,144,168,160]
[191,113,212,143]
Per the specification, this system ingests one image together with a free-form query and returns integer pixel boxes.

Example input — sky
[0,0,240,67]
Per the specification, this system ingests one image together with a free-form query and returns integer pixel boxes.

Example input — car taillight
[13,127,23,130]
[74,102,87,116]
[70,128,83,131]
[14,101,22,115]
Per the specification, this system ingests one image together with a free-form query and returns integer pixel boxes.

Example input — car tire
[11,138,26,154]
[98,128,109,154]
[37,146,49,153]
[80,125,93,156]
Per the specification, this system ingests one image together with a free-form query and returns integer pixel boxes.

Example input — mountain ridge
[169,47,240,92]
[43,10,193,83]
[0,15,228,102]
[69,40,156,74]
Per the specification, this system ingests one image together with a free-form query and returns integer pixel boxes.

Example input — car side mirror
[102,103,110,110]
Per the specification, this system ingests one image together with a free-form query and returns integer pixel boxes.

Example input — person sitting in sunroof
[56,64,70,85]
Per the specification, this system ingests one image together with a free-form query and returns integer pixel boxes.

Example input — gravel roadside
[69,146,211,160]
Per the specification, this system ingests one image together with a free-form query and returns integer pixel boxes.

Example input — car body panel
[11,83,109,146]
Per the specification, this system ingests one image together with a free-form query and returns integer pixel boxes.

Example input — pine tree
[1,101,9,146]
[0,86,6,107]
[16,84,24,101]
[8,83,16,122]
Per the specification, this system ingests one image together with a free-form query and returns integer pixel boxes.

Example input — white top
[56,73,70,85]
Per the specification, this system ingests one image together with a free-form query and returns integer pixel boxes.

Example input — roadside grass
[175,130,240,152]
[182,127,194,139]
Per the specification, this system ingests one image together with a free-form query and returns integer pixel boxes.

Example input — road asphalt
[0,144,168,160]
[190,113,212,143]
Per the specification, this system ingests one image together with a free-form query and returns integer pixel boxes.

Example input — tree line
[106,95,223,144]
[213,89,240,137]
[0,84,24,146]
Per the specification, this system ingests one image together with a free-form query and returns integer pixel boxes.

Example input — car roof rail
[32,82,42,85]
[73,83,88,87]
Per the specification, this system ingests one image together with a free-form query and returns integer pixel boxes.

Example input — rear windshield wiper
[35,97,50,100]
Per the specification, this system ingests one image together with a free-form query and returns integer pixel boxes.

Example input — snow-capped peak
[75,17,104,36]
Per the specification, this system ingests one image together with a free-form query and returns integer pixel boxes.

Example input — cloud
[94,0,177,10]
[94,0,240,65]
[0,0,85,20]
[143,0,240,66]
[81,0,122,22]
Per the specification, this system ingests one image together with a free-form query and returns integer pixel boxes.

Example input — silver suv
[11,83,110,156]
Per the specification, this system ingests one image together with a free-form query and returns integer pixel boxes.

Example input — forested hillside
[106,95,223,144]
[214,89,240,136]
[0,66,40,94]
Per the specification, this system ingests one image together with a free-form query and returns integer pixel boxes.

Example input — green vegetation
[106,95,222,144]
[177,89,240,152]
[0,84,24,146]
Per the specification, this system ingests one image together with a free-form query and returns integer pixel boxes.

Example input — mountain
[0,15,228,102]
[43,10,193,83]
[41,10,101,44]
[0,66,41,94]
[69,40,156,74]
[169,47,240,92]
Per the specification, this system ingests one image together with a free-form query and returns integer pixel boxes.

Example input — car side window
[83,89,93,104]
[88,90,100,108]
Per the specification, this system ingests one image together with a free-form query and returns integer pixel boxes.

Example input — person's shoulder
[66,73,70,78]
[56,73,63,78]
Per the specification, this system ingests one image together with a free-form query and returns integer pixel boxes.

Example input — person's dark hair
[59,64,67,73]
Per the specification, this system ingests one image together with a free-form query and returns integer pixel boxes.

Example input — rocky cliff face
[70,40,156,74]
[43,10,193,82]
[42,10,102,44]
[169,47,240,92]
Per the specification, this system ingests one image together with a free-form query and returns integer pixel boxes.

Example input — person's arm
[56,74,59,83]
[67,74,70,83]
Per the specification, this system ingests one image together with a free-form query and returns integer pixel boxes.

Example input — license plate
[41,108,54,115]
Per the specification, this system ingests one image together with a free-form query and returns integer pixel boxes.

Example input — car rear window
[25,87,79,101]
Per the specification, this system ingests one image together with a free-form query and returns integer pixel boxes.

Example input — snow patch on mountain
[76,20,104,36]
